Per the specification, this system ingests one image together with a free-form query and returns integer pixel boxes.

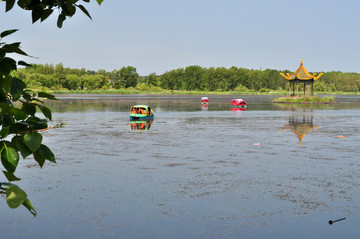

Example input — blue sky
[1,0,359,75]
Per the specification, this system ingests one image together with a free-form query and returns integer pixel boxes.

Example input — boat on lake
[201,97,209,104]
[230,99,247,108]
[129,105,154,120]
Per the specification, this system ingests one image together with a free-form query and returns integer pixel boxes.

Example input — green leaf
[12,136,32,159]
[5,42,21,48]
[0,57,17,76]
[0,49,5,61]
[10,77,26,101]
[38,105,52,120]
[33,149,45,167]
[3,43,28,56]
[57,13,66,28]
[6,185,27,209]
[22,198,37,216]
[18,60,32,67]
[41,8,54,22]
[0,125,10,138]
[1,147,19,173]
[17,0,30,9]
[96,0,104,5]
[66,1,76,16]
[32,6,44,23]
[22,91,32,101]
[5,0,16,12]
[26,116,48,130]
[38,92,57,100]
[38,144,56,163]
[9,123,28,134]
[2,171,21,182]
[0,114,14,127]
[23,132,42,152]
[0,141,12,153]
[13,109,28,121]
[77,4,92,20]
[21,103,36,115]
[0,75,11,92]
[0,29,18,38]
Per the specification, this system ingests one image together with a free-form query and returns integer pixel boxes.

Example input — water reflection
[130,119,153,131]
[280,108,320,146]
[45,94,359,114]
[201,104,209,111]
[230,107,247,111]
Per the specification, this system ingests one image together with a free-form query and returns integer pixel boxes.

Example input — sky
[1,0,360,76]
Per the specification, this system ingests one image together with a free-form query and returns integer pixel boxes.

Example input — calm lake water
[1,94,360,239]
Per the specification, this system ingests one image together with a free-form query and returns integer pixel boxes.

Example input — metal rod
[329,218,346,225]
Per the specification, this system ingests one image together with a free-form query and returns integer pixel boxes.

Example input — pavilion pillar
[293,81,295,96]
[289,81,291,96]
[311,80,314,96]
[296,81,299,97]
[308,82,311,96]
[303,82,306,95]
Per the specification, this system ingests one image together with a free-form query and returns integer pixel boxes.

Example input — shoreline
[41,89,360,96]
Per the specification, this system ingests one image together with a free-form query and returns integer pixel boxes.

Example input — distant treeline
[14,63,360,92]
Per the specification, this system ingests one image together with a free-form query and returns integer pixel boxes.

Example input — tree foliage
[0,29,57,216]
[13,63,360,93]
[3,0,104,28]
[1,0,103,215]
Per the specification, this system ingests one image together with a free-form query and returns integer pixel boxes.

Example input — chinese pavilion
[280,60,323,96]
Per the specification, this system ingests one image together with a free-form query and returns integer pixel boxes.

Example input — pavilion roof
[280,60,323,81]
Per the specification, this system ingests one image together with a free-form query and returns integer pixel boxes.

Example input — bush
[234,84,249,92]
[259,88,271,92]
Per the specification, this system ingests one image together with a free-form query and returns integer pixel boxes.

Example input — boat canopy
[129,105,154,119]
[130,105,148,113]
[230,99,246,106]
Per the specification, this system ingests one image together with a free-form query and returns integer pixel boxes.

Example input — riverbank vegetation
[13,64,360,95]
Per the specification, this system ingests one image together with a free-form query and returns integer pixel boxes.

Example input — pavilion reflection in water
[280,115,320,146]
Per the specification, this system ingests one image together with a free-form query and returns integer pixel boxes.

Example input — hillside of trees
[13,63,360,93]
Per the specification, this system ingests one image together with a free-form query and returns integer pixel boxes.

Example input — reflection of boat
[129,105,154,120]
[230,107,246,111]
[201,104,209,110]
[280,116,320,146]
[201,97,209,104]
[130,119,153,131]
[230,99,247,108]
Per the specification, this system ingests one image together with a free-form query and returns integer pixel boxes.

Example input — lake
[1,94,360,239]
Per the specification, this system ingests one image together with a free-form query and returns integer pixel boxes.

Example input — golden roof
[280,60,323,81]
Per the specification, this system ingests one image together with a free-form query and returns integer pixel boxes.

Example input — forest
[13,63,360,93]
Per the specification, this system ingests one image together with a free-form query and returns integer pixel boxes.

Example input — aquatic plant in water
[273,95,335,104]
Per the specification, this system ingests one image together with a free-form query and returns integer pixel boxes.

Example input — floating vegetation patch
[273,95,336,104]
